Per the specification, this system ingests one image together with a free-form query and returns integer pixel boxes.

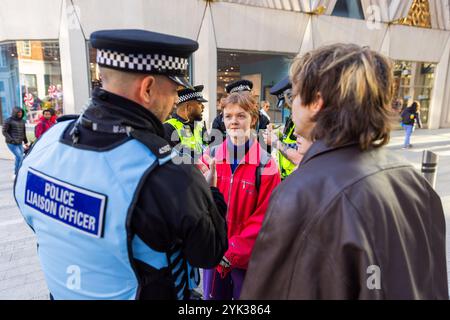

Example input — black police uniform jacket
[59,88,228,299]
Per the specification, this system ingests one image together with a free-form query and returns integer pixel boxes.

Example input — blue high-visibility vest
[14,120,199,300]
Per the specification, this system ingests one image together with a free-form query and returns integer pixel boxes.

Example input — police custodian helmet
[225,79,253,94]
[177,85,208,105]
[270,76,292,108]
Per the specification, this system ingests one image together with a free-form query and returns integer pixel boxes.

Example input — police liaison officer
[14,29,228,300]
[164,85,208,159]
[263,76,302,179]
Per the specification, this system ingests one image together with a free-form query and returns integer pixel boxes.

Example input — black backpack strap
[255,149,271,192]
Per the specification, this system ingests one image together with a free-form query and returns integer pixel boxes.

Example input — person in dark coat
[2,106,28,176]
[211,97,227,147]
[241,44,448,300]
[400,101,422,149]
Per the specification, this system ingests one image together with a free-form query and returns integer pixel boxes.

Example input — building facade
[0,0,449,128]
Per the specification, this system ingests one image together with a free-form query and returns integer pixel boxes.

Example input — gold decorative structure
[394,0,432,28]
[313,5,327,15]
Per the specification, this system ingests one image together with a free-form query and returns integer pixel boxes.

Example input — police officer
[264,76,301,179]
[210,97,227,147]
[164,85,208,158]
[14,29,228,300]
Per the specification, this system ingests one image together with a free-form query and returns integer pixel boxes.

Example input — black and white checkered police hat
[270,76,292,108]
[225,80,253,94]
[90,29,198,89]
[177,85,208,105]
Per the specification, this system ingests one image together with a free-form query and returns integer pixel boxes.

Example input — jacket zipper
[225,163,242,221]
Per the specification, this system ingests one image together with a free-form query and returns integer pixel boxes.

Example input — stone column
[193,4,217,129]
[430,35,450,128]
[58,0,90,115]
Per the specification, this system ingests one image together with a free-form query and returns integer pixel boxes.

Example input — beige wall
[211,2,308,53]
[72,0,206,40]
[0,0,62,41]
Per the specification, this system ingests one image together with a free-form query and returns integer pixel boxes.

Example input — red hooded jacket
[35,116,55,139]
[201,139,281,277]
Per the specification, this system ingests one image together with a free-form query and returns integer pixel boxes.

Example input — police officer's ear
[139,75,156,104]
[188,102,195,112]
[185,102,195,116]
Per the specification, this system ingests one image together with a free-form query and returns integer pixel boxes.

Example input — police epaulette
[130,129,173,160]
[57,114,79,123]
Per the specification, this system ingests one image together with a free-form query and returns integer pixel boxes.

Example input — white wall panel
[0,0,62,41]
[193,6,217,127]
[58,0,89,114]
[389,0,414,21]
[435,36,450,128]
[312,15,388,51]
[298,17,314,55]
[211,2,308,53]
[429,0,450,31]
[72,0,206,40]
[389,25,450,62]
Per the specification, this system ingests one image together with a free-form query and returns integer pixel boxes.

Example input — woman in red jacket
[201,91,281,300]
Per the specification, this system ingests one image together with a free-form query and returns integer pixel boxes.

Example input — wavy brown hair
[290,43,395,151]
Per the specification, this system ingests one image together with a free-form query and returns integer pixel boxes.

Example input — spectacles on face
[284,89,294,106]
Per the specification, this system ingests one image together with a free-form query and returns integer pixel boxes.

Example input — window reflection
[331,0,365,20]
[217,50,294,125]
[393,61,435,126]
[0,40,63,124]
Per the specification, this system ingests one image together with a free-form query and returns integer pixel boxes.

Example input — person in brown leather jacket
[240,44,448,300]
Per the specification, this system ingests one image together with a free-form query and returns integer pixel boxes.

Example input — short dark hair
[43,109,52,115]
[290,43,395,151]
[410,101,420,113]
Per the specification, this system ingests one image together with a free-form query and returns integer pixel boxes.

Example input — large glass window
[0,47,6,68]
[217,50,294,124]
[393,60,436,126]
[0,40,64,125]
[20,41,32,57]
[331,0,365,20]
[87,43,101,90]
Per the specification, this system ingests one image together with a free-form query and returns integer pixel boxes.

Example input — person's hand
[195,154,210,176]
[205,158,217,187]
[219,256,231,268]
[217,255,232,278]
[263,124,278,146]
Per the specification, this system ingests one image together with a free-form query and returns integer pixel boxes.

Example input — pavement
[0,127,449,300]
[0,159,49,299]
